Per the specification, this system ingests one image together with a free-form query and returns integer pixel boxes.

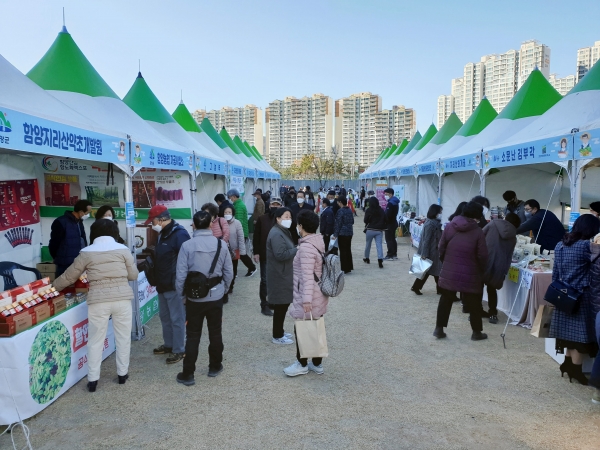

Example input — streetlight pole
[332,144,338,186]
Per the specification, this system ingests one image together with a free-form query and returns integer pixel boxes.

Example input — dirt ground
[3,213,600,449]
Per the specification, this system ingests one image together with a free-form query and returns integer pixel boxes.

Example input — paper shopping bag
[531,304,554,338]
[295,315,329,359]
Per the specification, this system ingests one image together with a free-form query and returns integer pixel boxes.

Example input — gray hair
[226,189,240,198]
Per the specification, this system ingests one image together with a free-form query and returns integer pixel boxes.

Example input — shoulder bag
[543,246,583,314]
[184,239,224,299]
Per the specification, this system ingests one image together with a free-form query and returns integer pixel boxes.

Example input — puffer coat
[266,224,298,305]
[53,236,139,305]
[289,233,328,319]
[438,215,488,294]
[417,218,443,276]
[482,220,517,289]
[227,218,246,255]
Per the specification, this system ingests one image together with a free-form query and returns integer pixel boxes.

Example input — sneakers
[592,389,600,405]
[283,332,293,339]
[153,344,172,355]
[272,336,294,345]
[383,256,394,261]
[433,327,447,339]
[176,372,195,386]
[392,256,398,261]
[261,306,274,316]
[308,361,324,375]
[489,315,499,324]
[471,331,488,341]
[245,268,257,277]
[283,361,309,377]
[208,364,224,377]
[118,374,129,385]
[166,352,185,364]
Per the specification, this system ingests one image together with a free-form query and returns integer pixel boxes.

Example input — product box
[30,302,51,325]
[0,309,34,334]
[75,288,89,294]
[36,263,56,282]
[0,321,16,337]
[50,295,66,315]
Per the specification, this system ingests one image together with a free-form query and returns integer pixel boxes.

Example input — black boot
[567,363,588,385]
[261,306,274,316]
[118,374,129,385]
[433,327,446,338]
[560,356,572,378]
[378,259,383,268]
[363,258,370,264]
[87,381,98,392]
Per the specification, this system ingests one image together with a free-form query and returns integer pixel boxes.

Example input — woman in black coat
[411,204,443,295]
[363,197,387,268]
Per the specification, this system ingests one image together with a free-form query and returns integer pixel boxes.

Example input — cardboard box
[50,295,66,315]
[13,311,33,334]
[0,321,16,337]
[36,263,56,273]
[75,288,89,294]
[31,303,51,325]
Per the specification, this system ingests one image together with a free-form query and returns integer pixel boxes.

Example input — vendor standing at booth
[49,199,93,278]
[516,199,565,252]
[503,190,527,225]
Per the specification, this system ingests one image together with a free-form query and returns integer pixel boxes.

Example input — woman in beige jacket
[284,210,329,377]
[53,219,138,392]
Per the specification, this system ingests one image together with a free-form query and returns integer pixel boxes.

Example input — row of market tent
[361,61,600,220]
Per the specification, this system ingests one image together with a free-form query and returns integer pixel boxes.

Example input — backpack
[184,239,224,299]
[310,244,345,297]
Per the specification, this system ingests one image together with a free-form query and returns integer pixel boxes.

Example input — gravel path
[4,213,600,449]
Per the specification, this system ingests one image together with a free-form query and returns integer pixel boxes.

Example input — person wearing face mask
[289,191,315,221]
[144,205,191,364]
[201,203,230,244]
[411,204,444,295]
[383,188,400,261]
[471,195,491,229]
[319,198,335,251]
[284,187,297,207]
[91,205,125,244]
[327,190,339,217]
[222,205,245,303]
[49,199,93,278]
[266,207,298,344]
[333,197,354,274]
[516,199,565,253]
[502,190,527,225]
[251,189,265,225]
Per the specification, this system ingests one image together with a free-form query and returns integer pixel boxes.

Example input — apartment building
[375,105,417,151]
[264,94,333,168]
[549,74,576,95]
[437,95,454,129]
[198,105,264,153]
[518,40,551,88]
[576,41,600,82]
[192,109,207,124]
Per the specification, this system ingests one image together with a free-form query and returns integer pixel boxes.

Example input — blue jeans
[590,312,600,388]
[364,230,384,260]
[158,291,186,354]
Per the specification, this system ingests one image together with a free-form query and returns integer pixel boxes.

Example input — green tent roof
[428,113,462,146]
[402,132,422,153]
[391,139,409,156]
[122,73,176,124]
[456,98,498,137]
[414,125,438,150]
[27,27,119,98]
[386,143,398,157]
[219,128,243,155]
[251,145,264,160]
[244,142,261,160]
[379,147,393,160]
[374,148,388,163]
[497,69,562,120]
[200,119,228,149]
[172,102,202,132]
[569,58,600,94]
[233,135,254,158]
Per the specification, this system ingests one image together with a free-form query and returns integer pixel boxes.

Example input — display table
[409,221,423,248]
[0,302,115,424]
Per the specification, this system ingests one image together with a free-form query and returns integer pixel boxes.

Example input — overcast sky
[3,0,600,132]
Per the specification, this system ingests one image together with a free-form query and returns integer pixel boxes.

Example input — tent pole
[189,155,198,213]
[571,159,583,213]
[479,169,487,197]
[437,174,444,206]
[415,176,420,216]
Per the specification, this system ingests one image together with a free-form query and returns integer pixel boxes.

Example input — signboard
[508,266,520,284]
[198,156,225,175]
[125,202,135,228]
[486,135,574,169]
[131,140,194,172]
[574,129,599,160]
[569,212,580,231]
[246,169,256,179]
[440,153,481,174]
[417,162,437,175]
[137,271,159,325]
[392,185,405,202]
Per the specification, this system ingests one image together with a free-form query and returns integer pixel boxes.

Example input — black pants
[337,235,353,272]
[272,303,290,338]
[385,226,397,257]
[436,289,483,332]
[183,299,224,375]
[239,254,256,272]
[486,284,498,315]
[259,261,268,308]
[323,235,331,253]
[230,259,239,292]
[295,326,322,367]
[412,274,439,292]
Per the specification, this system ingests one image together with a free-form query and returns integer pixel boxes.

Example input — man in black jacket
[49,199,92,278]
[516,199,565,252]
[319,198,335,251]
[146,205,191,364]
[383,188,400,260]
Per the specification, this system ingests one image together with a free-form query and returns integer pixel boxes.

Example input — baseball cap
[144,205,169,225]
[269,196,283,205]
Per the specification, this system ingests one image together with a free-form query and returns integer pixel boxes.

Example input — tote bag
[295,312,329,359]
[530,304,554,338]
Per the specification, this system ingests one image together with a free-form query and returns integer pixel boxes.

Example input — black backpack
[184,239,224,299]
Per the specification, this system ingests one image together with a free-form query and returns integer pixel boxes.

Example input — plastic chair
[0,262,42,291]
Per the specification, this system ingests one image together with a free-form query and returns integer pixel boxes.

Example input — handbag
[295,312,329,359]
[531,304,554,338]
[184,240,223,299]
[409,254,433,280]
[543,247,582,314]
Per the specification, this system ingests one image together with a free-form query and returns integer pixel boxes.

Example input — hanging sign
[574,129,599,160]
[486,134,574,169]
[125,202,135,228]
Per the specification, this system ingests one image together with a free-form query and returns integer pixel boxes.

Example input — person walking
[91,205,124,244]
[284,210,329,377]
[49,199,93,278]
[482,213,520,323]
[383,188,399,261]
[174,211,233,386]
[222,204,245,303]
[363,197,386,268]
[267,207,298,344]
[53,219,138,392]
[333,197,354,274]
[253,197,283,316]
[284,187,297,207]
[549,215,600,385]
[304,186,315,208]
[201,203,230,243]
[588,233,600,403]
[146,205,191,364]
[516,199,565,252]
[319,198,335,251]
[411,204,443,295]
[434,201,489,341]
[251,189,265,225]
[360,186,366,209]
[227,189,257,276]
[214,193,232,218]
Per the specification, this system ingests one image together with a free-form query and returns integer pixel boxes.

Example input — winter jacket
[364,206,387,231]
[553,240,592,291]
[438,215,488,294]
[516,209,565,252]
[590,243,600,315]
[227,218,246,255]
[209,217,230,243]
[334,207,354,237]
[319,207,335,236]
[385,196,400,230]
[266,224,298,305]
[338,188,347,198]
[504,200,527,226]
[284,192,297,207]
[251,197,265,224]
[154,221,191,293]
[417,218,443,277]
[218,200,233,218]
[253,209,277,262]
[233,198,249,238]
[53,236,138,305]
[175,229,233,302]
[482,220,517,289]
[290,201,315,221]
[49,211,88,268]
[289,233,329,319]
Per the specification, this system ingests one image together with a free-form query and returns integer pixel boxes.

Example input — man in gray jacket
[175,211,233,386]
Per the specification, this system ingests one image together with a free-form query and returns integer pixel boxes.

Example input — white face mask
[152,224,162,233]
[297,198,305,204]
[224,214,233,221]
[297,226,302,235]
[483,206,490,219]
[104,215,114,221]
[281,219,292,228]
[384,195,390,201]
[82,214,90,220]
[436,214,442,220]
